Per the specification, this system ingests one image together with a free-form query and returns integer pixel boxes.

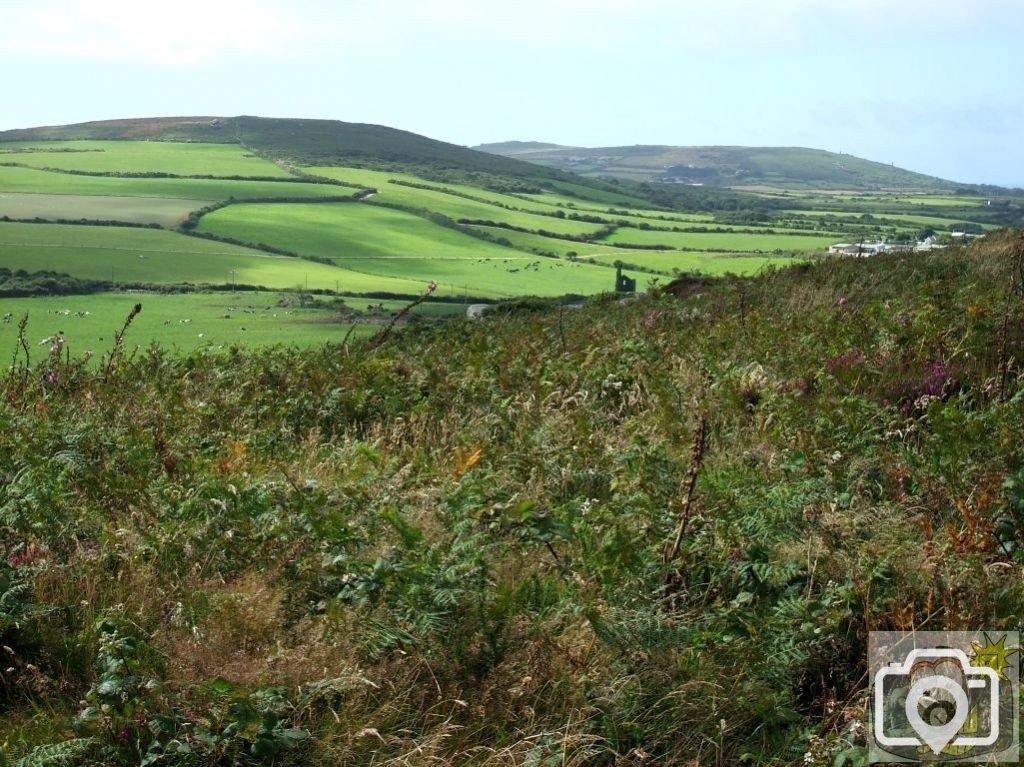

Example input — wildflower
[837,296,848,306]
[427,281,438,294]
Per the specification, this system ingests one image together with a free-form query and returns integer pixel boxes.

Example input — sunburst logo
[970,633,1018,681]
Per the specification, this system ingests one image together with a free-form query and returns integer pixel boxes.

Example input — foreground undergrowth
[1,232,1023,765]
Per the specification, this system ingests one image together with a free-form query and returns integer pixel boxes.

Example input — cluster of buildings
[827,233,981,256]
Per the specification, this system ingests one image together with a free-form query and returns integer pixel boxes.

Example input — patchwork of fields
[0,292,467,355]
[0,134,1005,349]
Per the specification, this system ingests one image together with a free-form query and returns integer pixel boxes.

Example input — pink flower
[47,371,58,385]
[837,297,848,306]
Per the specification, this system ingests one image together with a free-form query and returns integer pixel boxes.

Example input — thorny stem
[103,303,142,382]
[371,283,436,348]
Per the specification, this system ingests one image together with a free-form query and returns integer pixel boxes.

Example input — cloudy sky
[1,0,1021,186]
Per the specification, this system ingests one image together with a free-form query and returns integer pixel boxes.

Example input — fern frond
[12,738,94,767]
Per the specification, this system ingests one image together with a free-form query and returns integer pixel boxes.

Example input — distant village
[827,231,982,256]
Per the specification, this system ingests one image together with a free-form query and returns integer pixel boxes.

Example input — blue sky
[1,0,1021,186]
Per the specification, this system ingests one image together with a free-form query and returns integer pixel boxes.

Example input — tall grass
[1,233,1023,765]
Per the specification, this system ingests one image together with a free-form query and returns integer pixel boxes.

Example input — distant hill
[476,141,571,155]
[0,116,584,186]
[474,142,966,192]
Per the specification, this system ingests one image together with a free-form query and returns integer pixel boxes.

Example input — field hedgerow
[0,232,1023,765]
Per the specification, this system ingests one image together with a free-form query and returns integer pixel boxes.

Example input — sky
[1,0,1021,186]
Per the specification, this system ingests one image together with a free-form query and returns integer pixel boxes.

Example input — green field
[0,292,467,355]
[469,225,656,257]
[307,167,608,236]
[847,194,987,207]
[0,131,1003,325]
[603,228,839,252]
[514,192,716,223]
[0,140,291,177]
[0,192,210,226]
[306,167,553,212]
[0,165,354,200]
[583,250,809,274]
[468,225,800,275]
[197,203,620,296]
[308,166,648,210]
[546,179,650,206]
[0,221,428,295]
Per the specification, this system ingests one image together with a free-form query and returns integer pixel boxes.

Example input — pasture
[0,292,467,355]
[307,166,648,210]
[0,165,353,200]
[306,167,609,236]
[0,140,291,177]
[582,250,809,275]
[780,208,994,231]
[197,203,619,296]
[0,139,1007,318]
[0,221,429,295]
[602,228,839,252]
[469,225,655,257]
[0,192,210,226]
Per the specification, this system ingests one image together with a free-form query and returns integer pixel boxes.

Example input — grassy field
[784,209,996,231]
[514,192,716,223]
[0,192,211,226]
[546,178,650,205]
[467,226,803,276]
[197,203,620,296]
[583,249,809,274]
[0,292,467,355]
[0,140,291,177]
[306,167,609,236]
[0,138,1008,311]
[0,165,353,200]
[333,254,620,296]
[307,167,549,212]
[0,221,429,295]
[469,225,658,256]
[842,194,987,207]
[603,228,838,252]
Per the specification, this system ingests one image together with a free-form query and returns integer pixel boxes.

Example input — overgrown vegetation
[1,232,1023,765]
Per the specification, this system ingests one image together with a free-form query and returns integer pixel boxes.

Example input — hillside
[0,114,1017,344]
[2,232,1023,765]
[475,142,966,191]
[0,116,591,187]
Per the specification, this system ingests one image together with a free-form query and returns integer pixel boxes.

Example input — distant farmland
[0,165,355,200]
[0,140,291,177]
[0,116,1010,351]
[0,192,210,226]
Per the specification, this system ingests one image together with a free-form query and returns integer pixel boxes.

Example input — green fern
[11,739,94,767]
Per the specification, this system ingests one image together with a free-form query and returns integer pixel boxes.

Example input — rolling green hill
[0,114,1016,343]
[0,117,604,188]
[474,142,967,191]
